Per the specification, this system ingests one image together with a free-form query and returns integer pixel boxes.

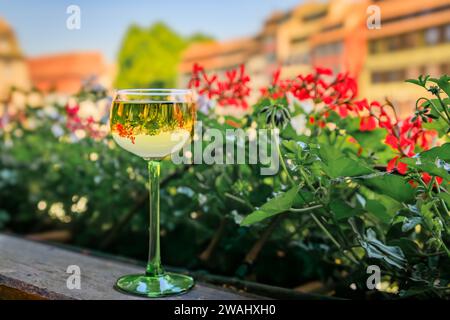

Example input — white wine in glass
[110,89,195,298]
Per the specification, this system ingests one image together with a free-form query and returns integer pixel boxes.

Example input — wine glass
[110,89,195,297]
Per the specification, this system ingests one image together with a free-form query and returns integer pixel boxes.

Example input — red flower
[315,67,333,76]
[359,116,377,131]
[188,63,251,109]
[66,104,80,116]
[385,134,399,150]
[387,156,408,175]
[272,68,281,86]
[338,105,349,118]
[64,103,105,140]
[421,172,443,185]
[355,99,369,111]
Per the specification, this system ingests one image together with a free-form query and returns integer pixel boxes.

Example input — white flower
[79,100,101,121]
[299,99,315,113]
[11,91,27,110]
[290,114,306,135]
[43,105,59,119]
[197,95,215,114]
[27,92,43,108]
[51,124,64,138]
[56,95,69,107]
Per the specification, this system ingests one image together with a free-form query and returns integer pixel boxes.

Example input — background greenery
[115,22,212,89]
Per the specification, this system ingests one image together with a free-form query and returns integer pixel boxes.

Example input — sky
[0,0,305,63]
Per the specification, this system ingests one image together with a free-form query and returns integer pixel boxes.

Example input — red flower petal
[360,116,377,131]
[385,134,399,149]
[397,161,408,175]
[387,157,398,172]
[421,172,432,184]
[315,67,333,76]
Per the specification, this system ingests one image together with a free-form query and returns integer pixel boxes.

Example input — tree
[115,22,213,89]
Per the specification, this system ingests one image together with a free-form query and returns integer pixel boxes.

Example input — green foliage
[241,186,299,226]
[1,74,450,299]
[115,22,213,89]
[407,74,450,133]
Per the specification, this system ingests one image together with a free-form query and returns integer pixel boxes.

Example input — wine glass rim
[116,88,192,96]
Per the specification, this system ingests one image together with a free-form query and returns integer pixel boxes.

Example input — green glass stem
[146,160,164,276]
[114,158,194,298]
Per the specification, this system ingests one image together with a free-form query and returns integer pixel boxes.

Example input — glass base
[115,272,194,298]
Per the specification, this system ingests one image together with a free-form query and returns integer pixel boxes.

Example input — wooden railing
[0,233,261,300]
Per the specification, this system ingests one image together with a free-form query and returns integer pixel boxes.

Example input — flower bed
[0,68,449,299]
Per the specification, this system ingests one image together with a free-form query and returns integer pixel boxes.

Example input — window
[371,69,406,84]
[288,53,310,65]
[445,25,450,42]
[425,27,440,45]
[369,25,448,55]
[322,23,342,33]
[291,36,307,45]
[303,10,327,22]
[387,36,402,51]
[402,32,420,48]
[369,40,378,54]
[313,41,342,57]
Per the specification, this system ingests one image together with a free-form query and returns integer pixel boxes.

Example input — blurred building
[361,0,450,116]
[0,17,30,103]
[27,52,114,94]
[179,0,450,116]
[278,2,329,78]
[179,38,255,86]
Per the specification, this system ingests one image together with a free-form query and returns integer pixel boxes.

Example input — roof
[0,17,24,58]
[180,38,255,72]
[0,17,12,33]
[27,51,107,94]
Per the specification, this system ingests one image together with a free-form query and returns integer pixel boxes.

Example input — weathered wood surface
[0,234,260,300]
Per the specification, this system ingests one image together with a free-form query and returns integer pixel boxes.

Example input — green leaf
[405,75,430,87]
[430,75,450,98]
[351,129,387,152]
[359,229,408,270]
[401,217,422,232]
[403,158,450,182]
[405,79,421,86]
[419,143,450,162]
[363,174,415,203]
[292,191,314,207]
[366,200,391,223]
[330,200,362,220]
[389,238,421,260]
[317,144,342,162]
[321,157,374,179]
[438,192,450,208]
[405,79,420,86]
[318,145,374,178]
[241,186,299,226]
[402,143,450,182]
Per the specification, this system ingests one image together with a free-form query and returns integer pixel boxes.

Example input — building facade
[361,0,450,117]
[179,0,450,116]
[0,18,30,103]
